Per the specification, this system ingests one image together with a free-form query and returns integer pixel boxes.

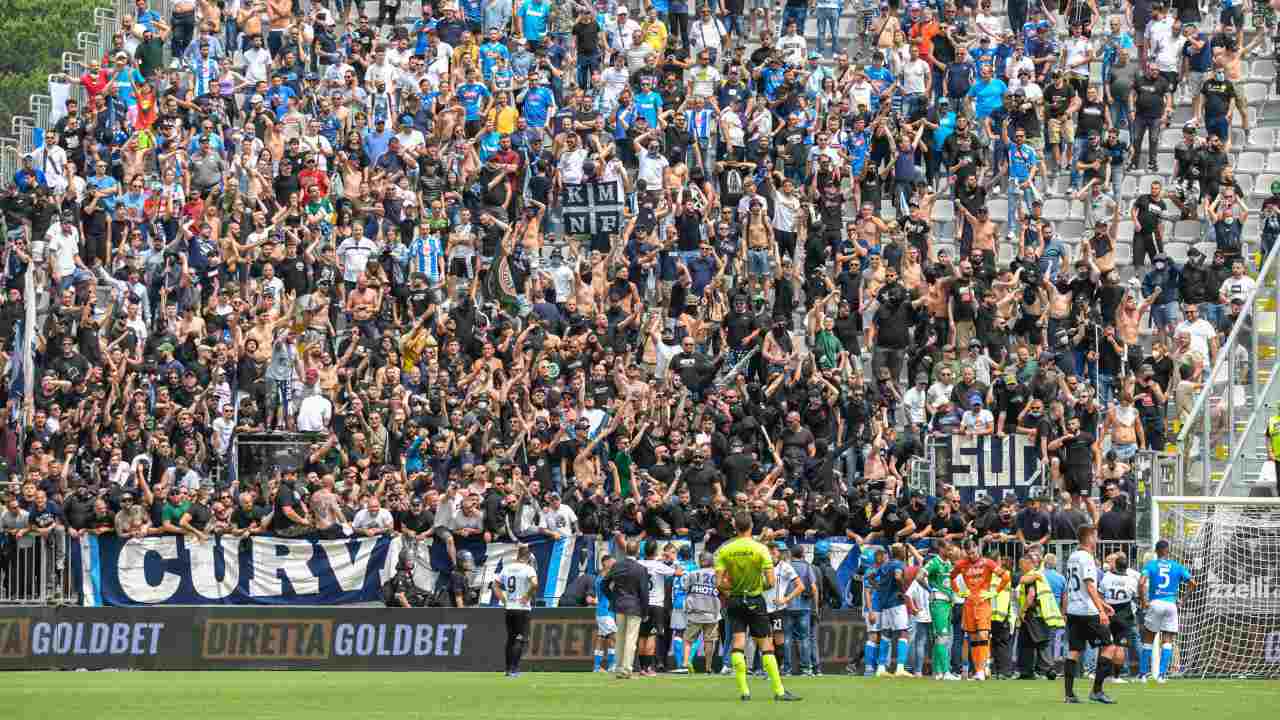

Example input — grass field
[5,672,1278,720]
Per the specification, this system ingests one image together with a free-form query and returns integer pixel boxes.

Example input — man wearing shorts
[920,539,960,679]
[714,510,800,702]
[951,540,1010,680]
[593,554,617,672]
[1064,524,1122,704]
[681,551,723,674]
[637,541,679,676]
[1139,539,1197,682]
[872,545,914,677]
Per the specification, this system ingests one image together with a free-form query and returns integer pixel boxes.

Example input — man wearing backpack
[784,544,820,676]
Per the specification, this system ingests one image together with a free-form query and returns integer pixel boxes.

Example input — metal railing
[0,534,77,605]
[1173,238,1280,495]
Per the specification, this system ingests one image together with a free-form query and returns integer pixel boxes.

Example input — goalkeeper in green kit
[918,539,962,680]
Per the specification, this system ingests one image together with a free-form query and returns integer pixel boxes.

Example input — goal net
[1151,497,1280,678]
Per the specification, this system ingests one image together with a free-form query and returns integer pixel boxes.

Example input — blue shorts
[1113,442,1138,461]
[1205,115,1229,141]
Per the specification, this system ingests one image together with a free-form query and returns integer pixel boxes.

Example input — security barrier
[0,534,76,606]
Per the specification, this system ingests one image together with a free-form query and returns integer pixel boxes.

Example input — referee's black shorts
[1066,613,1112,652]
[506,609,532,641]
[725,594,771,640]
[640,606,668,638]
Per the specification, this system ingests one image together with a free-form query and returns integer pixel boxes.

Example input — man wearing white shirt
[1175,304,1218,360]
[240,35,272,82]
[296,390,333,432]
[539,493,579,539]
[34,135,68,195]
[352,496,395,536]
[611,8,642,55]
[903,373,930,427]
[363,47,396,87]
[557,133,590,184]
[687,54,722,99]
[1218,259,1257,305]
[778,21,807,66]
[336,235,379,284]
[635,131,669,191]
[45,214,87,291]
[901,45,932,117]
[395,116,427,151]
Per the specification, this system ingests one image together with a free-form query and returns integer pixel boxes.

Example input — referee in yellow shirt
[715,510,801,702]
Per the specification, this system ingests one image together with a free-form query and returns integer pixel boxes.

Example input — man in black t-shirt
[1049,417,1098,498]
[271,472,313,536]
[1129,65,1171,172]
[1131,180,1168,268]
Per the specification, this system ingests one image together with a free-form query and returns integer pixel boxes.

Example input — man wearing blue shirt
[871,545,913,677]
[479,28,511,81]
[594,555,617,672]
[520,76,557,132]
[457,70,493,134]
[1006,127,1040,236]
[517,0,551,44]
[1139,539,1196,683]
[966,63,1008,141]
[865,53,897,113]
[633,78,663,128]
[861,548,883,676]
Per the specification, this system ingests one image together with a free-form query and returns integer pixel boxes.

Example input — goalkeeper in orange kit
[950,540,1010,680]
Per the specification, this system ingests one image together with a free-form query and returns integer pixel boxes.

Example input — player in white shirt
[1063,525,1123,704]
[767,544,800,660]
[637,542,681,675]
[1100,553,1141,681]
[493,545,539,677]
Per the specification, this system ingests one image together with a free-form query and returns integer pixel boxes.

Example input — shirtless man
[574,412,623,492]
[857,202,889,252]
[309,473,344,539]
[345,273,381,332]
[1105,390,1146,461]
[236,1,265,41]
[267,0,292,48]
[1115,291,1156,347]
[957,204,998,272]
[746,198,775,294]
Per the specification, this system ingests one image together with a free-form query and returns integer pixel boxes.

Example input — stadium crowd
[0,0,1272,655]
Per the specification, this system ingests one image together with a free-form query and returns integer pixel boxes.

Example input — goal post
[1149,496,1280,678]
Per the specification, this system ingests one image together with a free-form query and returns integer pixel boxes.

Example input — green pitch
[7,672,1278,720]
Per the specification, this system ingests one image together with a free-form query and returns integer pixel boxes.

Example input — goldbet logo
[202,619,332,660]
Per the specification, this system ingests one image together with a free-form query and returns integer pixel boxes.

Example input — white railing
[1174,238,1280,494]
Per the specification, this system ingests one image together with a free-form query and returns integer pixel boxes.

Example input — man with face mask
[1197,133,1230,200]
[1193,67,1247,146]
[1142,254,1183,341]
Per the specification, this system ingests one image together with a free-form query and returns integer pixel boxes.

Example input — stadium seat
[1268,152,1280,172]
[1120,175,1139,198]
[1195,241,1217,258]
[1251,59,1277,82]
[1174,220,1201,243]
[1059,219,1087,240]
[1044,198,1069,222]
[1256,174,1279,199]
[1156,153,1175,175]
[1115,242,1133,265]
[1241,153,1267,174]
[1244,82,1270,107]
[1167,241,1190,263]
[932,199,955,223]
[1247,128,1277,152]
[1244,216,1261,242]
[1115,219,1135,243]
[1235,174,1255,199]
[1159,129,1182,149]
[988,198,1009,223]
[1171,107,1195,126]
[1230,127,1248,150]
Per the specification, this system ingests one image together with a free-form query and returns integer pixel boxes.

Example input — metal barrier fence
[0,534,76,605]
[976,539,1141,577]
[1173,239,1280,496]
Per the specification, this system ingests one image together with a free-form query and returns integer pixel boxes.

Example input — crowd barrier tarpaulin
[417,534,598,606]
[938,434,1049,501]
[0,605,504,671]
[74,535,403,607]
[74,533,598,607]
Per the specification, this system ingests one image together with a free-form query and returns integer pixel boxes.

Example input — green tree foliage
[0,0,100,137]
